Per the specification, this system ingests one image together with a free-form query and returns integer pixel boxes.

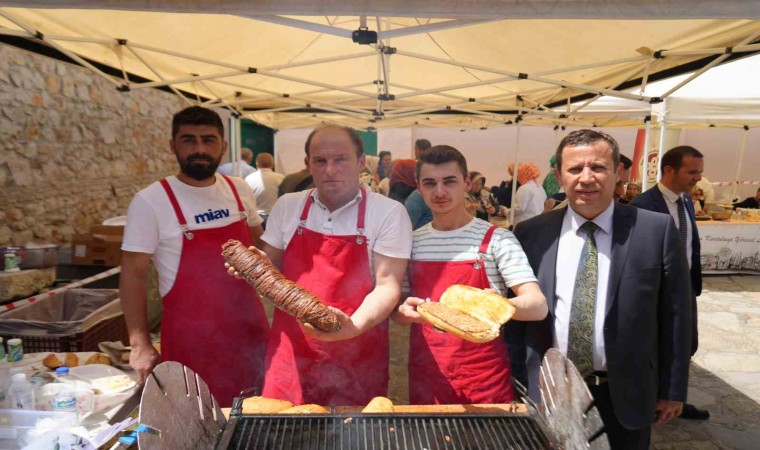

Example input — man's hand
[301,307,360,342]
[392,297,427,325]
[130,342,161,382]
[655,399,683,424]
[225,245,271,279]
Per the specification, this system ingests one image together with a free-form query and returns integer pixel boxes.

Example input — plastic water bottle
[8,373,35,409]
[53,367,77,412]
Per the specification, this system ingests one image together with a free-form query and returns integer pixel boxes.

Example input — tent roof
[563,55,760,128]
[1,4,759,129]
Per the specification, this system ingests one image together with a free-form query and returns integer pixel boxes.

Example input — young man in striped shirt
[393,145,547,404]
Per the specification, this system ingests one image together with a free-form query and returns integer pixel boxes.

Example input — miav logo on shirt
[194,208,230,224]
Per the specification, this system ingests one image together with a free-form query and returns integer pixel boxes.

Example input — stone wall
[0,43,185,245]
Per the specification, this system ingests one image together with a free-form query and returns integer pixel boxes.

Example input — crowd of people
[121,106,725,450]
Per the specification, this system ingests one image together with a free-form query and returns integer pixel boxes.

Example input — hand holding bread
[416,285,516,343]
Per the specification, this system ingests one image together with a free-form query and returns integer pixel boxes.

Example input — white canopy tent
[1,3,759,131]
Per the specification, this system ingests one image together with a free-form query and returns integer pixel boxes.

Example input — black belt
[584,371,608,386]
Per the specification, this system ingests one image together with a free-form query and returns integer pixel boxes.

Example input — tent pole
[509,104,523,226]
[656,115,668,183]
[732,126,750,201]
[641,115,653,191]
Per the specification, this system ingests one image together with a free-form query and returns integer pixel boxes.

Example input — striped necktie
[676,197,688,252]
[567,221,599,377]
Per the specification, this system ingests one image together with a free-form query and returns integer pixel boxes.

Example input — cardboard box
[71,226,124,266]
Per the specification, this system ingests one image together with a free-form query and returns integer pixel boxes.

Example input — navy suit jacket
[513,203,692,430]
[631,186,701,354]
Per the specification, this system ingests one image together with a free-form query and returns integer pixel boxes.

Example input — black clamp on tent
[352,27,378,45]
[649,97,663,104]
[377,93,395,101]
[381,46,396,55]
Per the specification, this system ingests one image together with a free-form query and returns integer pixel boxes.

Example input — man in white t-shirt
[217,147,256,178]
[232,125,412,406]
[393,145,547,405]
[245,153,285,215]
[120,106,270,407]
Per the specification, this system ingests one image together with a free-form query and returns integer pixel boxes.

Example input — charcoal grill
[217,411,549,449]
[139,350,608,449]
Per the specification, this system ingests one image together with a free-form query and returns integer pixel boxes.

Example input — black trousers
[588,383,651,450]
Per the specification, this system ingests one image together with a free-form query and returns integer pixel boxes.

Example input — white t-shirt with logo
[122,174,263,296]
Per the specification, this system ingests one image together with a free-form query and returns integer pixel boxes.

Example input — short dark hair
[620,154,633,170]
[172,106,224,139]
[415,139,432,151]
[304,125,363,158]
[660,146,704,172]
[416,145,468,180]
[555,129,620,170]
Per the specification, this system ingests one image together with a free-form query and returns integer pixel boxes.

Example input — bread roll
[362,396,394,413]
[42,354,63,369]
[279,404,329,414]
[417,284,516,344]
[241,396,294,414]
[84,353,102,365]
[222,240,341,332]
[65,352,79,368]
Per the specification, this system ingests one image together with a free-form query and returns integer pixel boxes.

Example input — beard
[178,153,222,181]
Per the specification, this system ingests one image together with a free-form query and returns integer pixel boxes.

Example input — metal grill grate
[223,414,550,450]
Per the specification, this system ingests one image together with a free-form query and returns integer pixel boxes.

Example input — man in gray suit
[513,130,692,450]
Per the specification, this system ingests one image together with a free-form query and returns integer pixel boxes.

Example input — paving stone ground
[650,275,760,450]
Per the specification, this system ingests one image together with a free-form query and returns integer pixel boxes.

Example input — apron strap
[159,178,187,226]
[220,175,246,213]
[357,186,367,233]
[478,226,498,255]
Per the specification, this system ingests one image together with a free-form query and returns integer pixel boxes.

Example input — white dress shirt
[657,183,693,269]
[554,201,614,371]
[245,168,285,214]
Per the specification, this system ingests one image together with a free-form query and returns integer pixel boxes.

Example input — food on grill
[279,404,329,414]
[416,284,516,343]
[42,354,63,369]
[241,396,294,414]
[65,352,79,368]
[222,240,341,332]
[362,396,394,413]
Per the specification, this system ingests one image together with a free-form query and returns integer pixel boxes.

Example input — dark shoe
[680,403,710,420]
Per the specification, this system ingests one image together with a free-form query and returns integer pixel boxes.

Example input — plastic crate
[0,289,129,353]
[0,409,77,449]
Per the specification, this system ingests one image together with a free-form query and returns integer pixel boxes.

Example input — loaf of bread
[242,396,294,414]
[417,285,516,343]
[362,396,394,413]
[65,352,79,368]
[279,404,329,414]
[222,240,341,332]
[42,354,63,369]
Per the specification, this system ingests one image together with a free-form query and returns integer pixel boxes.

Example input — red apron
[262,188,389,405]
[408,226,515,404]
[159,176,270,408]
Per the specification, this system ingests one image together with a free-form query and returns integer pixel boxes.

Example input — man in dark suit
[514,130,692,450]
[631,145,708,421]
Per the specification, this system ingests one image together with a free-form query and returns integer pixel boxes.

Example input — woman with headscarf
[505,163,546,226]
[465,171,499,221]
[389,159,418,203]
